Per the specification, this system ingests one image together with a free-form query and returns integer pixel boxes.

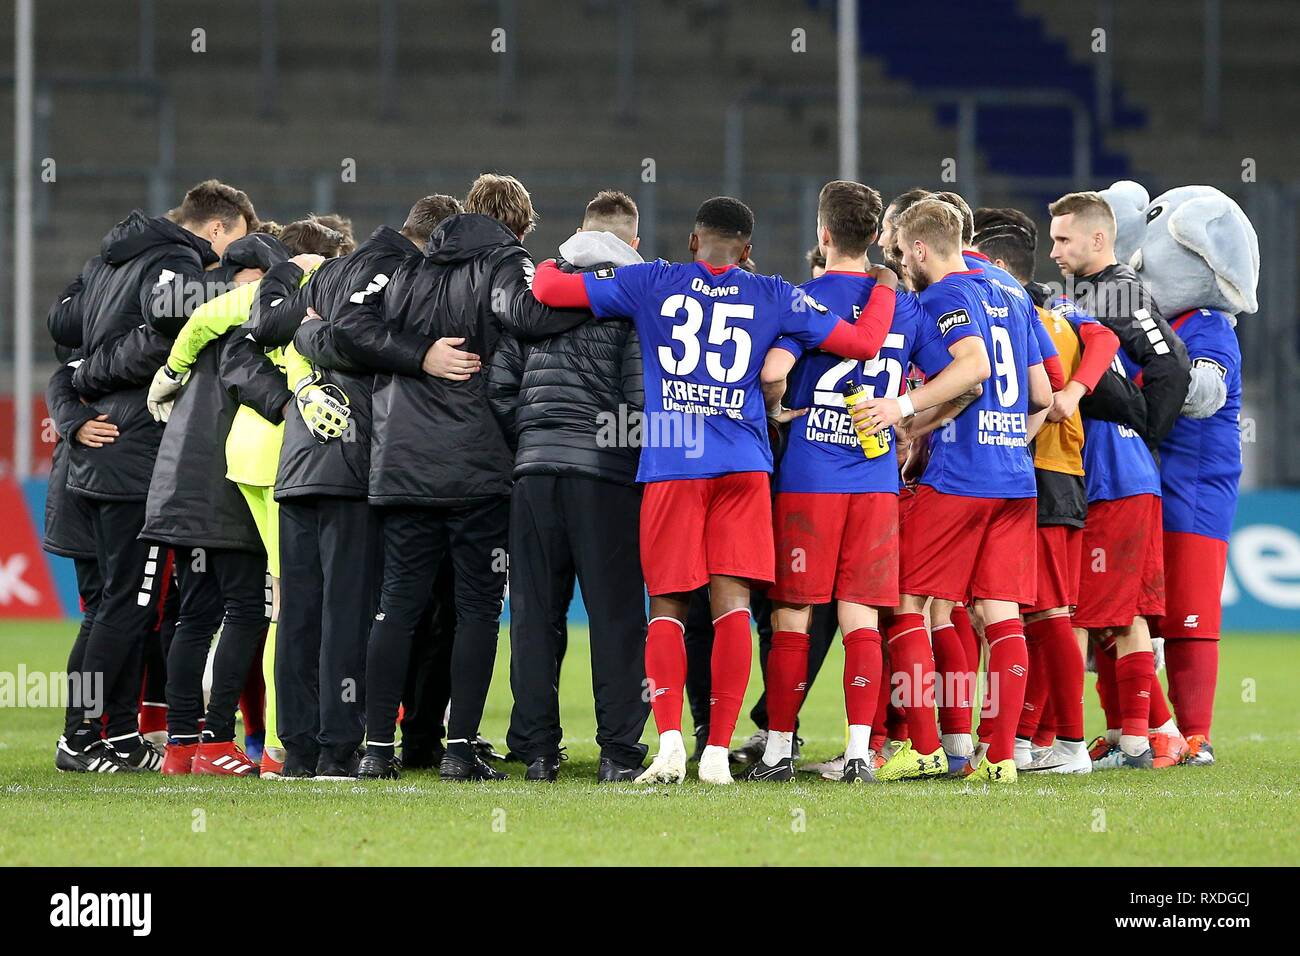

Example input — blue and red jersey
[582,260,840,483]
[773,271,951,495]
[915,268,1041,499]
[1159,308,1242,541]
[965,250,1059,366]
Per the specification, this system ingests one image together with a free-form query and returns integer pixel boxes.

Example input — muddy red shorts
[1156,530,1228,640]
[1074,493,1165,630]
[898,484,1037,605]
[1025,524,1084,614]
[769,491,899,607]
[639,471,774,596]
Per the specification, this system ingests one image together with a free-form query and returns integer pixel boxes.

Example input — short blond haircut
[932,190,974,246]
[1048,191,1116,240]
[894,197,963,257]
[465,173,537,237]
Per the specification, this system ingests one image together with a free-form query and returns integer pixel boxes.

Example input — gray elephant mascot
[1101,180,1260,766]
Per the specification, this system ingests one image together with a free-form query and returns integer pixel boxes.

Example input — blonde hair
[894,197,963,257]
[465,173,537,237]
[1048,191,1116,240]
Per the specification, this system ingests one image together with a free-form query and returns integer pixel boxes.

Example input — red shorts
[898,485,1037,605]
[1025,524,1084,614]
[1157,531,1228,640]
[640,471,774,596]
[1074,494,1165,630]
[769,492,899,607]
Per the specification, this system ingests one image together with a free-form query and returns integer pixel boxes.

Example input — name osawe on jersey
[583,260,839,482]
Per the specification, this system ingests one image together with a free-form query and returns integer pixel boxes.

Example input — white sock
[1153,718,1178,735]
[659,729,684,755]
[846,725,873,761]
[1055,738,1085,755]
[1119,734,1148,756]
[1106,728,1121,745]
[762,730,793,765]
[943,733,974,757]
[701,744,728,764]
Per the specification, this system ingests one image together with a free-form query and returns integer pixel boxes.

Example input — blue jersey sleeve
[583,261,657,320]
[923,282,981,350]
[905,295,953,378]
[773,335,805,360]
[1026,316,1043,365]
[1182,314,1240,374]
[778,279,841,350]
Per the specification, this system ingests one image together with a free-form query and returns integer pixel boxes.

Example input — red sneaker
[260,749,285,779]
[193,741,259,777]
[1184,734,1216,766]
[161,742,199,775]
[1151,731,1190,768]
[1087,735,1112,763]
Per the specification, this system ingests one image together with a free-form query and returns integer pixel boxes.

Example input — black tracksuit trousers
[166,547,268,741]
[64,500,166,740]
[505,475,649,768]
[400,562,456,758]
[277,496,379,763]
[365,499,509,748]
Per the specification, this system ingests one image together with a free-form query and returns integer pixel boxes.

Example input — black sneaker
[279,749,317,780]
[440,751,508,782]
[357,750,401,780]
[690,725,709,763]
[473,735,506,762]
[597,757,641,784]
[525,750,567,782]
[55,736,131,774]
[841,757,879,784]
[316,747,362,780]
[400,741,445,770]
[110,733,163,772]
[729,729,768,766]
[743,756,795,781]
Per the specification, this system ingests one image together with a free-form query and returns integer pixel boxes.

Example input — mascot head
[1101,181,1260,319]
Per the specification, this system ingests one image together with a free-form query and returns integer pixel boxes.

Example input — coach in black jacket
[49,182,258,769]
[262,198,462,777]
[346,174,588,780]
[486,192,649,783]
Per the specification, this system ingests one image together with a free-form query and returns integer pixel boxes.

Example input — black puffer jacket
[271,226,421,500]
[61,212,219,501]
[352,214,588,506]
[142,234,293,551]
[1070,263,1191,454]
[487,231,644,485]
[43,356,98,560]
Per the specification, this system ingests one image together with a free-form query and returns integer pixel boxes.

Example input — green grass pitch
[0,621,1296,866]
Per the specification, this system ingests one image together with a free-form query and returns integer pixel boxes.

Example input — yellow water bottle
[842,380,891,459]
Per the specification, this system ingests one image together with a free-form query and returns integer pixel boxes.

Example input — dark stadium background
[1,0,1297,627]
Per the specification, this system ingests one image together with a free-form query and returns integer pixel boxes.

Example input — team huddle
[42,170,1241,786]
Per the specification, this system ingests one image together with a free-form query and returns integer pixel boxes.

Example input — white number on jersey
[657,295,754,383]
[990,325,1020,408]
[811,333,906,406]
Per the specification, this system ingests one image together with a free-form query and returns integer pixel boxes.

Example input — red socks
[1040,614,1085,740]
[1094,640,1120,730]
[1148,671,1173,729]
[983,619,1029,764]
[765,630,810,735]
[645,617,688,734]
[884,613,940,754]
[1164,638,1218,738]
[1115,650,1155,738]
[842,627,883,727]
[1016,617,1054,740]
[950,603,980,672]
[707,609,753,748]
[931,622,972,736]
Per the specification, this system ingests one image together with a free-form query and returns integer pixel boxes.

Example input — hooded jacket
[58,212,220,501]
[277,225,422,500]
[486,230,644,485]
[343,213,588,507]
[141,235,292,552]
[1070,263,1191,455]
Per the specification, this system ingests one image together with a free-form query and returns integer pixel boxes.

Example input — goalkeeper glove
[294,372,351,442]
[147,364,189,423]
